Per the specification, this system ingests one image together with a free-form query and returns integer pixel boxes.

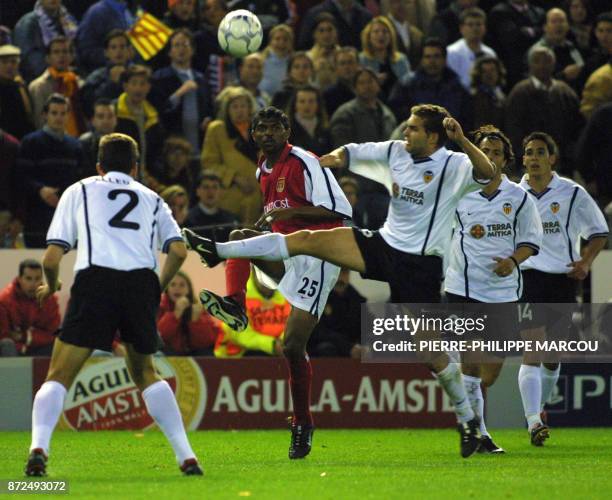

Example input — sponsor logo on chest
[393,183,424,205]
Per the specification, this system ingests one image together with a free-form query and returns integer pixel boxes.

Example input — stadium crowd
[1,0,611,358]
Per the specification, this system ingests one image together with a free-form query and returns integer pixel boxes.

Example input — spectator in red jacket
[0,259,60,356]
[158,270,222,355]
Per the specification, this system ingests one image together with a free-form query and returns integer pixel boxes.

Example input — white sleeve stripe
[292,152,337,211]
[162,236,184,253]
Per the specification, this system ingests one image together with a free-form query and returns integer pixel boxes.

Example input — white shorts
[273,255,340,318]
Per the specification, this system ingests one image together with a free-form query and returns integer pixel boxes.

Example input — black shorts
[446,292,519,357]
[519,269,576,332]
[352,227,442,303]
[60,266,162,354]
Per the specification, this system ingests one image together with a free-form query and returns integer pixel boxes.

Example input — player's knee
[481,372,499,387]
[282,340,306,360]
[130,366,158,391]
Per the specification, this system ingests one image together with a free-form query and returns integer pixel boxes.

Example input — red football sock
[286,355,313,426]
[225,258,250,308]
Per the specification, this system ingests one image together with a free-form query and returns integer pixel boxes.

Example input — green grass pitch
[2,429,612,499]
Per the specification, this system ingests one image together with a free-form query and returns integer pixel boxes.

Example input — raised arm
[443,117,496,180]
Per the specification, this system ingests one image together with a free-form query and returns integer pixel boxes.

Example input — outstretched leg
[190,227,367,273]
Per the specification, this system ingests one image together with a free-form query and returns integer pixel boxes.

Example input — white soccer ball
[217,10,263,58]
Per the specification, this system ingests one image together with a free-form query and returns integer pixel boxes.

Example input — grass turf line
[1,429,611,499]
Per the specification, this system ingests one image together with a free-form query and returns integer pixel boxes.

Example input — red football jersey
[257,144,352,234]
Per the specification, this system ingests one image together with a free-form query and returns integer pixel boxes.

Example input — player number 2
[298,278,319,297]
[108,189,140,230]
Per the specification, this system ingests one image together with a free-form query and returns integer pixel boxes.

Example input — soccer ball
[217,10,263,58]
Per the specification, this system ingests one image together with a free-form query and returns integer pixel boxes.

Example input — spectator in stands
[384,0,424,69]
[150,29,213,154]
[233,53,270,111]
[566,0,594,54]
[192,0,226,76]
[77,0,137,72]
[13,0,78,83]
[271,51,314,111]
[229,0,290,34]
[470,56,507,130]
[330,68,396,147]
[287,85,332,157]
[528,8,584,89]
[160,184,189,226]
[447,7,496,91]
[184,170,239,242]
[330,68,393,230]
[338,175,365,228]
[577,101,612,207]
[388,38,471,125]
[81,29,134,118]
[214,268,287,358]
[580,60,612,119]
[259,24,294,98]
[0,259,60,357]
[163,0,198,31]
[308,268,365,358]
[78,98,117,179]
[28,37,86,136]
[578,11,612,88]
[0,129,20,215]
[201,86,261,223]
[147,135,199,197]
[115,65,165,179]
[298,0,372,50]
[323,46,359,117]
[0,45,35,140]
[505,46,582,176]
[0,205,25,249]
[158,270,222,355]
[359,16,413,101]
[429,0,478,46]
[196,0,232,94]
[488,0,545,87]
[306,13,340,90]
[381,0,436,35]
[16,93,82,247]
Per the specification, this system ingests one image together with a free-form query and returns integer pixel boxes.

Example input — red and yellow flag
[127,11,173,60]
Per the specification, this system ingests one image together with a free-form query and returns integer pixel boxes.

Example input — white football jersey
[344,141,489,256]
[46,171,183,272]
[445,176,542,302]
[519,173,609,274]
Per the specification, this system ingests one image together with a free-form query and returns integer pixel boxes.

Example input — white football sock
[540,364,561,411]
[518,364,542,430]
[30,380,67,454]
[216,233,289,261]
[463,375,488,437]
[437,362,475,423]
[142,380,196,464]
